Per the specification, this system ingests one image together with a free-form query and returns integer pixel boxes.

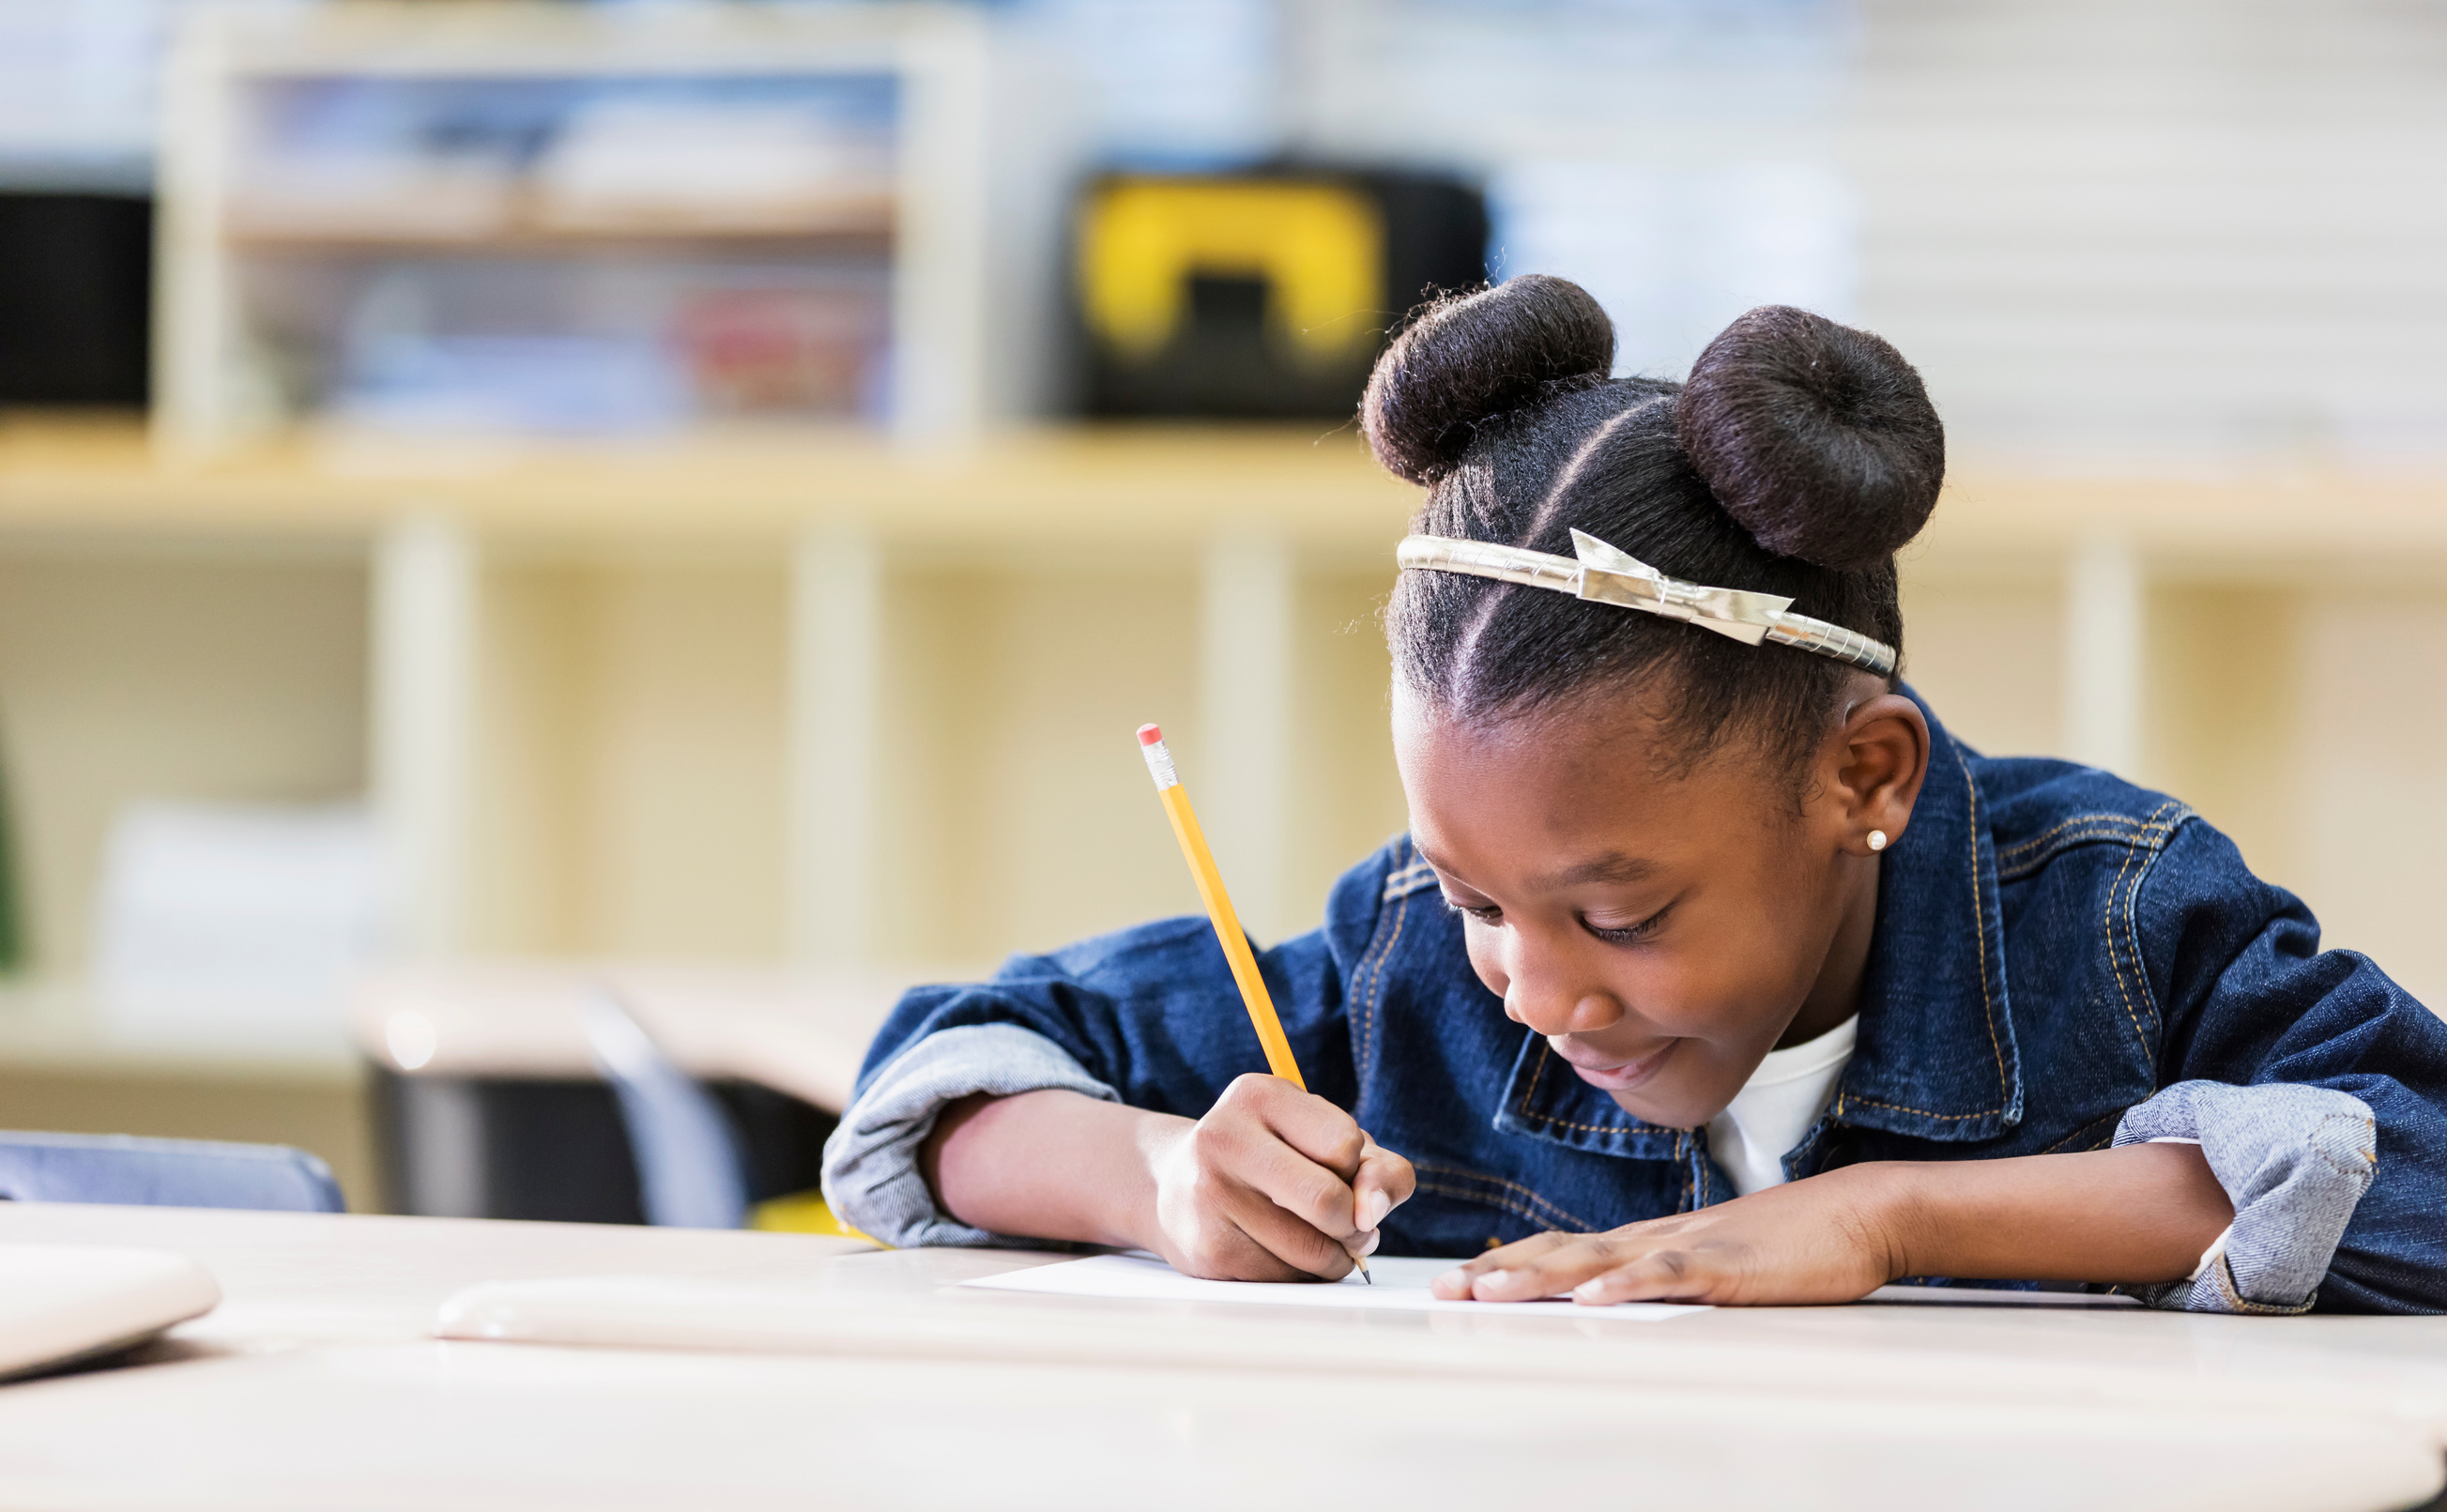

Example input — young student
[822,276,2447,1313]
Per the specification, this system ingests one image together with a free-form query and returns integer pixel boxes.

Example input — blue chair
[580,987,749,1229]
[0,1131,344,1213]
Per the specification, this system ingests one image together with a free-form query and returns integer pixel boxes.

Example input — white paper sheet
[960,1254,1711,1320]
[962,1255,2146,1314]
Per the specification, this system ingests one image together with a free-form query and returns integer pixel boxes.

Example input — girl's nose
[1503,981,1626,1037]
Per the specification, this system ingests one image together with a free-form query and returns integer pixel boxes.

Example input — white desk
[0,1204,2439,1512]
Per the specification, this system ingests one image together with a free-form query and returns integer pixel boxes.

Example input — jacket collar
[1828,692,2024,1141]
[1494,689,2023,1161]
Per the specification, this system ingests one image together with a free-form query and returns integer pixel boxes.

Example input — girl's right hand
[1140,1073,1415,1282]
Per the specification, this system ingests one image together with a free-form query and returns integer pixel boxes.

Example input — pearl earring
[1867,830,1889,852]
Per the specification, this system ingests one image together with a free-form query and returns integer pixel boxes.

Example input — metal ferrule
[1140,739,1181,791]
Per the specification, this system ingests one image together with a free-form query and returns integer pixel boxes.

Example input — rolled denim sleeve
[2146,821,2447,1313]
[2113,1081,2377,1314]
[819,843,1393,1250]
[819,1024,1119,1249]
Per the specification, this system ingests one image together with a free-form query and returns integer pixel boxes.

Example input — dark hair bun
[1676,305,1944,571]
[1361,275,1615,485]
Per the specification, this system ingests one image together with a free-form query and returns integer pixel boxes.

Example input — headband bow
[1396,530,1897,678]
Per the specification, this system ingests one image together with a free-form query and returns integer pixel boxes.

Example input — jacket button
[1484,1237,1503,1251]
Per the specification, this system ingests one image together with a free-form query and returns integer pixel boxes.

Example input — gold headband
[1397,530,1897,678]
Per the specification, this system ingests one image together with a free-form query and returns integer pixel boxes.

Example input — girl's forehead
[1394,687,1688,790]
[1404,726,1766,863]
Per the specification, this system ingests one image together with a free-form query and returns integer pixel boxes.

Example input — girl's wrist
[1830,1161,1930,1284]
[1117,1109,1196,1254]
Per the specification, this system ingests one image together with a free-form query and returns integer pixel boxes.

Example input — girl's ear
[1828,692,1931,853]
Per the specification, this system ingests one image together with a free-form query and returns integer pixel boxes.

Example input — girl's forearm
[920,1089,1185,1249]
[1870,1141,2234,1284]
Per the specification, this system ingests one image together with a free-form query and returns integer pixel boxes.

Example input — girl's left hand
[1429,1165,1907,1306]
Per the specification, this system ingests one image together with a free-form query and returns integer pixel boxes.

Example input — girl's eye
[1585,906,1669,945]
[1445,898,1502,925]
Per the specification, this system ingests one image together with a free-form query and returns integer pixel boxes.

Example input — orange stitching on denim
[2207,1250,2312,1315]
[1413,1159,1600,1232]
[2117,805,2188,1055]
[2006,807,2143,851]
[1419,1169,1566,1228]
[1414,1171,1588,1231]
[1353,838,1415,1078]
[1363,893,1411,1082]
[1355,859,1415,1089]
[1841,1092,2004,1122]
[1995,813,2153,864]
[2037,1112,2122,1154]
[1996,817,2153,851]
[2102,822,2149,1054]
[1512,1039,1551,1123]
[1960,748,2011,1112]
[1996,828,2164,881]
[1508,1041,1657,1137]
[2304,1112,2378,1181]
[2102,803,2182,1061]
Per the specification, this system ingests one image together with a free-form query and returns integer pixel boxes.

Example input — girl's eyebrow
[1415,843,1659,893]
[1536,853,1660,890]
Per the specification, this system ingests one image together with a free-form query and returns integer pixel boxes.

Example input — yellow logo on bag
[1079,180,1384,366]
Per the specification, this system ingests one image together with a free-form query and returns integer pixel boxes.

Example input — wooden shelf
[0,419,1420,553]
[3,418,2445,565]
[226,205,896,258]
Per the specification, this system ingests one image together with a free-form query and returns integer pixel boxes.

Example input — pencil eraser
[1138,724,1164,746]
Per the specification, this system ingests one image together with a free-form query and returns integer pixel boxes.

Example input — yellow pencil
[1137,723,1370,1283]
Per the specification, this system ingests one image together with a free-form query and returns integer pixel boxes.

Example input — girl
[822,276,2447,1313]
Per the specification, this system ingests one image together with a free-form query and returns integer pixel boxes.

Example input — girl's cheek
[1462,930,1509,1000]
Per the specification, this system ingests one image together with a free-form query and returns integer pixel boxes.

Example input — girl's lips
[1557,1040,1675,1092]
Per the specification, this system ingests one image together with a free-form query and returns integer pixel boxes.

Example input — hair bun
[1361,275,1615,485]
[1675,306,1944,571]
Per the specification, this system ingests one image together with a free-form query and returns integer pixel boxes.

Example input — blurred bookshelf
[154,2,1048,451]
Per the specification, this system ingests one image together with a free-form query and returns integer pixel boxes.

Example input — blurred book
[529,97,893,237]
[312,267,891,435]
[91,800,379,1046]
[333,331,690,436]
[229,153,519,243]
[227,75,896,244]
[672,285,888,419]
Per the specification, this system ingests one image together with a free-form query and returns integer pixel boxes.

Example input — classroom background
[0,0,2439,1225]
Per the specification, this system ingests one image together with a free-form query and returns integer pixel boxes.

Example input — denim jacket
[826,695,2447,1314]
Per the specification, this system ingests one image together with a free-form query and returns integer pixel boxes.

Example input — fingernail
[1356,1229,1382,1256]
[1574,1280,1608,1303]
[1476,1268,1516,1297]
[1362,1190,1392,1229]
[1433,1267,1470,1293]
